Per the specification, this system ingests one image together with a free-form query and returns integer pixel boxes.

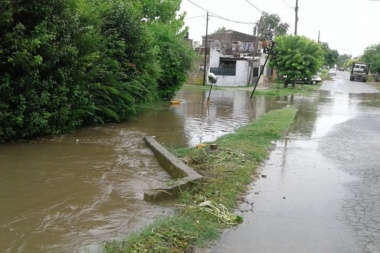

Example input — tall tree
[320,42,339,68]
[81,0,161,122]
[361,43,380,74]
[337,54,351,68]
[212,26,227,34]
[0,0,93,141]
[139,0,196,98]
[270,35,324,88]
[255,12,289,40]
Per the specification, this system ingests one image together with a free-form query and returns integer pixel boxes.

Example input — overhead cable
[187,0,255,25]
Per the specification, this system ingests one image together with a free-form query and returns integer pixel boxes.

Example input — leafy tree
[81,0,161,122]
[255,12,289,40]
[270,35,324,88]
[149,23,195,98]
[0,0,196,142]
[0,0,93,141]
[361,43,380,74]
[345,58,359,69]
[337,54,351,68]
[139,0,183,25]
[212,26,227,34]
[320,42,338,67]
[139,0,196,99]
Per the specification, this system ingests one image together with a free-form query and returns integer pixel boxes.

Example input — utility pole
[249,19,262,86]
[294,0,299,35]
[318,30,320,43]
[202,12,209,86]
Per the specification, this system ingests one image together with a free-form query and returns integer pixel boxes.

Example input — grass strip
[181,83,319,96]
[103,107,298,253]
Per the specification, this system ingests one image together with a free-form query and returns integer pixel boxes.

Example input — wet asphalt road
[203,71,380,253]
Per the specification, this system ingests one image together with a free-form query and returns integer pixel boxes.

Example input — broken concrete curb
[143,136,203,201]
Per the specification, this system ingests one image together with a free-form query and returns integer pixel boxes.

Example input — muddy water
[0,88,310,253]
[207,86,380,252]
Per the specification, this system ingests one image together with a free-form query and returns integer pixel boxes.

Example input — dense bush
[139,0,195,99]
[361,43,380,74]
[0,0,195,142]
[0,0,93,141]
[270,35,324,88]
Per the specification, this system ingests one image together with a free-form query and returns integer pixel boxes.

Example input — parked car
[328,69,337,76]
[281,75,322,85]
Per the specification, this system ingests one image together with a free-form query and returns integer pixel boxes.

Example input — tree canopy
[0,0,195,142]
[212,26,227,34]
[255,12,289,40]
[337,54,351,68]
[320,42,339,68]
[270,35,324,88]
[361,43,380,74]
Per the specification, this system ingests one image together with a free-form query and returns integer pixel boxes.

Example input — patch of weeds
[102,107,298,253]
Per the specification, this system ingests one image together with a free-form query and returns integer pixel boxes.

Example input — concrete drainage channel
[143,136,203,201]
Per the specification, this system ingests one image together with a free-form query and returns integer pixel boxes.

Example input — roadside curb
[143,136,203,201]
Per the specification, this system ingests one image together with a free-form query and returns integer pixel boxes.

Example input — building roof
[201,29,257,48]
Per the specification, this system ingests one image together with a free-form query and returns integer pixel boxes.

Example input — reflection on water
[0,88,306,252]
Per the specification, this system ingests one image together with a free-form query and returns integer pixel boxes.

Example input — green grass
[254,82,319,96]
[102,107,298,253]
[181,83,319,96]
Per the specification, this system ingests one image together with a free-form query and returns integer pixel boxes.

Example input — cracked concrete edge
[143,136,203,201]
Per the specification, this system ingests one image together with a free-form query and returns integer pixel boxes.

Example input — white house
[203,30,272,86]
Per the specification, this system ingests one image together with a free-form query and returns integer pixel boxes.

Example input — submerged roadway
[202,71,380,253]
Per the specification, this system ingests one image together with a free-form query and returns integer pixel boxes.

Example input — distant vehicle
[350,62,370,82]
[339,67,345,71]
[328,69,337,76]
[307,75,322,85]
[281,75,321,85]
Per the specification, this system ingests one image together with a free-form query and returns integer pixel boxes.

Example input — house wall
[209,48,221,68]
[208,59,250,86]
[204,30,274,86]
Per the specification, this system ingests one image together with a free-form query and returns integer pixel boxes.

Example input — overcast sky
[180,0,380,57]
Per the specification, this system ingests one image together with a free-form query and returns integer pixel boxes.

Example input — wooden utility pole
[295,0,299,35]
[318,30,320,43]
[202,12,209,86]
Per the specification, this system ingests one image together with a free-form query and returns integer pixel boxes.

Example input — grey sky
[180,0,380,57]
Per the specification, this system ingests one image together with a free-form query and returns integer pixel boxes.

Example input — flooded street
[0,88,302,253]
[208,72,380,253]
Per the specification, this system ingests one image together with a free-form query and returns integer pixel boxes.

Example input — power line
[244,0,263,14]
[245,0,292,31]
[185,15,205,20]
[209,14,255,25]
[187,0,255,25]
[280,0,294,9]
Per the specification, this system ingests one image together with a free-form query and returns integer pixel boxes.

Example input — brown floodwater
[0,88,313,252]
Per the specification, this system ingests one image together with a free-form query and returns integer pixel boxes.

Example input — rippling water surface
[0,88,305,252]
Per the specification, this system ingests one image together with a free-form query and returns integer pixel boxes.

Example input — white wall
[209,61,249,86]
[207,48,273,86]
[208,48,250,86]
[209,48,221,68]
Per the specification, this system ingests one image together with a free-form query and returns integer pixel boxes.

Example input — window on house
[210,59,237,76]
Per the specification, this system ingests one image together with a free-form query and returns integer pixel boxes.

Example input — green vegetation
[337,54,351,69]
[103,107,298,253]
[180,83,319,96]
[255,83,320,96]
[270,35,324,88]
[0,0,195,142]
[361,43,380,74]
[320,42,339,68]
[255,12,289,40]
